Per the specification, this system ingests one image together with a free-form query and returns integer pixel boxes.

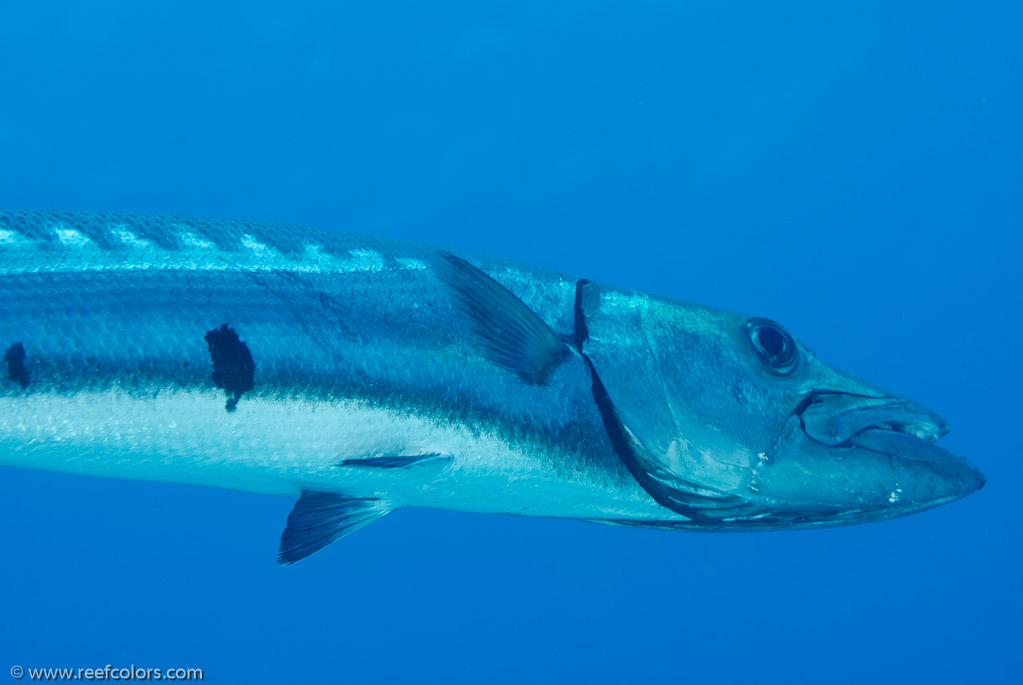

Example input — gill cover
[575,281,779,520]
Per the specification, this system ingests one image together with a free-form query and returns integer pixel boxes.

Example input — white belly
[0,388,671,521]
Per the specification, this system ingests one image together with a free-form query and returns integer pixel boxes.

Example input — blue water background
[1,2,1019,682]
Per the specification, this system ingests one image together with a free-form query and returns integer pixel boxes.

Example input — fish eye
[746,318,799,374]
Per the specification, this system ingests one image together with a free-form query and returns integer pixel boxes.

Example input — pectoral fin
[339,453,452,470]
[277,492,392,565]
[436,251,569,384]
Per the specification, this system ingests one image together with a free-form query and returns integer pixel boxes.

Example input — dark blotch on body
[5,342,30,389]
[204,324,255,411]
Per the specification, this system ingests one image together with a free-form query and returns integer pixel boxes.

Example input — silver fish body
[0,210,984,563]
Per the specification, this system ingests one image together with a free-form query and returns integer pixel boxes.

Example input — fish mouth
[795,390,986,506]
[796,391,950,446]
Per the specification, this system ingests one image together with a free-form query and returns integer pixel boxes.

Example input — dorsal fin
[435,251,568,384]
[277,492,391,565]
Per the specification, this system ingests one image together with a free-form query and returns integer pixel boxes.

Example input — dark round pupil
[757,326,787,358]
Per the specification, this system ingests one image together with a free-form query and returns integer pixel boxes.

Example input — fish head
[579,282,985,528]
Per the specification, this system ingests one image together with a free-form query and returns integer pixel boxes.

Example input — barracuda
[0,210,985,564]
